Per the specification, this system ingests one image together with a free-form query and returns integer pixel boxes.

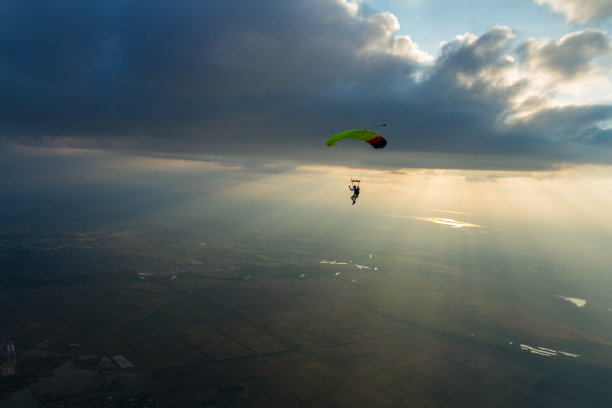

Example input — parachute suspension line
[367,123,387,131]
[325,127,386,197]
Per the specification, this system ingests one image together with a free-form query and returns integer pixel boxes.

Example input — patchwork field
[2,228,612,407]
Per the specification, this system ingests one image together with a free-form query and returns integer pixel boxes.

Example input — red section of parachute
[366,136,387,149]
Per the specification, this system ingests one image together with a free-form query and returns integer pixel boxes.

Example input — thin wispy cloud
[433,209,472,215]
[384,215,483,229]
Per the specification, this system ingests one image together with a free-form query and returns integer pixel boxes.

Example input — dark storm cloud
[0,1,419,147]
[1,0,612,170]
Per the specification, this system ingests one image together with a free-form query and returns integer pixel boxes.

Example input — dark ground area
[1,223,612,407]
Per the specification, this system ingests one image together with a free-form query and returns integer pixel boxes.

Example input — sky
[2,0,612,252]
[1,0,612,173]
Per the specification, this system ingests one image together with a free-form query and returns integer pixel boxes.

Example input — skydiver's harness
[350,180,360,197]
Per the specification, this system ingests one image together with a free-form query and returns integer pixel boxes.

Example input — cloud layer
[1,0,612,170]
[535,0,612,24]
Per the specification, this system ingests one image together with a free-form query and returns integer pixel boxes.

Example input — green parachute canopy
[326,129,387,149]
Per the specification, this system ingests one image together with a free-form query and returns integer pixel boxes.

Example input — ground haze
[2,157,612,407]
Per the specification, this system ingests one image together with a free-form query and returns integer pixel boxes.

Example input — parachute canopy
[326,129,387,149]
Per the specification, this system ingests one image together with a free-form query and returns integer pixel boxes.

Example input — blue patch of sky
[366,0,612,56]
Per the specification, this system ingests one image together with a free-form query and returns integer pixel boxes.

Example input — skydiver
[349,184,360,205]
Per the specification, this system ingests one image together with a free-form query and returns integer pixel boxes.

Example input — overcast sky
[1,0,612,170]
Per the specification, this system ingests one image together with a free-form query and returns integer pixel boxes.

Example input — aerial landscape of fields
[2,203,612,407]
